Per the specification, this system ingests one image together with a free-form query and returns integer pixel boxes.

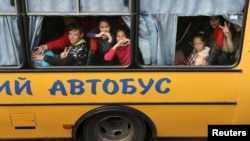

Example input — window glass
[26,0,76,13]
[80,0,130,13]
[0,0,16,13]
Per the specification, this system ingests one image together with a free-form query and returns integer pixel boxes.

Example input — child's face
[68,29,83,45]
[99,21,111,33]
[116,30,127,42]
[193,37,205,52]
[209,16,221,28]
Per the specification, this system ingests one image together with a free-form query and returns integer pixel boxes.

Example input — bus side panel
[0,104,235,138]
[0,72,241,103]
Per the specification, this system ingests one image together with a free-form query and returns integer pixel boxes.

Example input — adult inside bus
[0,0,250,140]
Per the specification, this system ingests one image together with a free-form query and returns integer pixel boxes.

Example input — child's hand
[106,32,112,42]
[118,39,130,46]
[60,47,70,59]
[96,32,107,38]
[33,44,47,55]
[122,39,130,46]
[31,52,44,60]
[219,21,231,37]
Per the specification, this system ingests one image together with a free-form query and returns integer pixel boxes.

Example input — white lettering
[212,129,219,136]
[212,129,247,136]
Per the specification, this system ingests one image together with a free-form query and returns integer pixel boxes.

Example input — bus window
[27,0,77,13]
[176,15,244,66]
[0,0,16,13]
[32,15,130,67]
[0,0,24,67]
[27,0,133,68]
[138,0,245,67]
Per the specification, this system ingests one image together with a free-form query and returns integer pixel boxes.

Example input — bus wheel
[82,111,146,141]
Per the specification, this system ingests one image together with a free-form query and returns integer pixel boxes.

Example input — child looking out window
[31,21,88,66]
[186,32,210,66]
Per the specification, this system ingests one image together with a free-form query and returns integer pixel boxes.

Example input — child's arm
[102,32,113,53]
[104,39,129,61]
[43,55,74,66]
[219,22,234,53]
[31,51,74,66]
[46,30,70,50]
[34,30,69,55]
[104,48,116,61]
[87,28,100,38]
[104,41,121,61]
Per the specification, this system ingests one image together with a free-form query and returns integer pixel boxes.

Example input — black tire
[82,111,146,141]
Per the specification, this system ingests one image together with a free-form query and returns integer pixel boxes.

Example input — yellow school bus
[0,0,250,140]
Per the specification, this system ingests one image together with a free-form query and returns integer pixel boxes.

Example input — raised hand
[219,21,231,37]
[122,38,131,46]
[60,47,70,59]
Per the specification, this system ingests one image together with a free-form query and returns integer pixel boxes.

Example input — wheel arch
[72,105,157,140]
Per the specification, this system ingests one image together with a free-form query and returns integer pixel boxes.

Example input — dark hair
[209,16,225,26]
[192,31,207,44]
[97,16,111,27]
[68,21,84,33]
[115,25,130,38]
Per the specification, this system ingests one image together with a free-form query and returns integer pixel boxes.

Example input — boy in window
[31,21,88,66]
[34,17,76,55]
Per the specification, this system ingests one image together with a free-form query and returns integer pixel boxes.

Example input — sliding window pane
[26,0,76,13]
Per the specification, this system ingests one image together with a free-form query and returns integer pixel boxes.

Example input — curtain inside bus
[0,16,23,66]
[0,0,23,66]
[29,16,44,52]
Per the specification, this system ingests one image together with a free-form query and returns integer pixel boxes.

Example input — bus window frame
[25,0,135,69]
[135,0,247,69]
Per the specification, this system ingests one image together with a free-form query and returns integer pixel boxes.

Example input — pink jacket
[104,44,130,66]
